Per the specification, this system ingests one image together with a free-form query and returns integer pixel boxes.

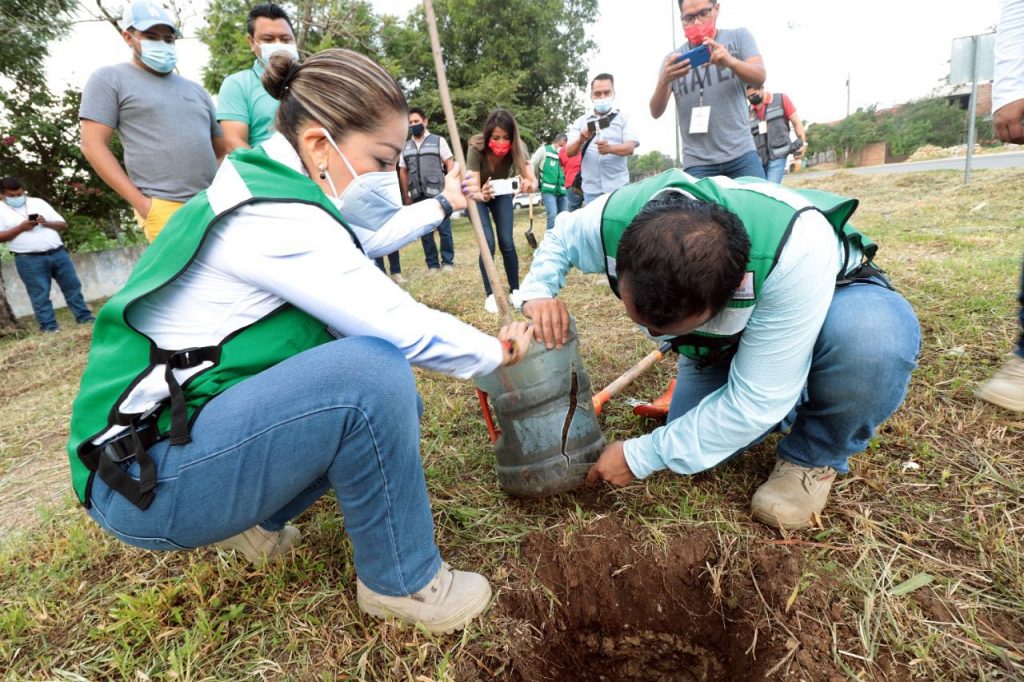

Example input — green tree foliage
[197,0,389,94]
[0,0,77,88]
[197,0,599,151]
[628,150,676,181]
[807,98,970,163]
[386,0,598,149]
[0,88,132,252]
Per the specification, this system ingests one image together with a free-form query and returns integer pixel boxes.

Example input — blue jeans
[667,280,920,473]
[764,157,788,184]
[540,192,567,232]
[374,251,401,275]
[421,215,454,268]
[476,194,518,296]
[566,190,584,212]
[86,338,442,597]
[583,192,603,205]
[685,150,767,180]
[14,248,94,331]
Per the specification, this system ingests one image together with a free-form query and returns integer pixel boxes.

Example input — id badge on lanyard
[688,65,711,135]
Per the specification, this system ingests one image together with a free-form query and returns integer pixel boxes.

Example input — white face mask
[259,42,299,63]
[319,128,403,230]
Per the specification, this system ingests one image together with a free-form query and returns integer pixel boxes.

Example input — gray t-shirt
[670,27,759,168]
[80,63,221,203]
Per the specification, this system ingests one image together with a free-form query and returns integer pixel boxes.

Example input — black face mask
[409,123,425,137]
[748,94,763,105]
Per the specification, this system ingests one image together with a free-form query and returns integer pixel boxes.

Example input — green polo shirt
[216,60,279,147]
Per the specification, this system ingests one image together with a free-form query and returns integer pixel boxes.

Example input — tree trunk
[0,266,25,337]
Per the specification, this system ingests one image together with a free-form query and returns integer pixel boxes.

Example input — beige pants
[135,197,185,243]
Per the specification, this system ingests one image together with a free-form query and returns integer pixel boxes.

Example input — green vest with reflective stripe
[66,147,356,506]
[540,144,566,196]
[601,169,875,364]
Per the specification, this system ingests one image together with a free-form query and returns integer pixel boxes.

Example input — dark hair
[247,3,293,36]
[616,193,750,329]
[262,48,407,148]
[591,73,614,88]
[478,108,526,168]
[1,177,23,191]
[679,0,718,9]
[409,107,427,120]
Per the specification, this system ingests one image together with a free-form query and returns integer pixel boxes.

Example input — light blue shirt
[566,108,638,197]
[518,181,856,478]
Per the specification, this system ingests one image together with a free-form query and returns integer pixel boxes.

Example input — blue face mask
[138,39,177,74]
[5,195,27,208]
[593,96,615,115]
[319,128,403,231]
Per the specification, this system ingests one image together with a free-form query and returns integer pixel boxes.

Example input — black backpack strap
[150,346,221,445]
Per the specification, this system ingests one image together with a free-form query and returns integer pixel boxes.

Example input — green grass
[1,169,1022,680]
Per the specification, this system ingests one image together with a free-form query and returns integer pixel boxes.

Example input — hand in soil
[585,440,636,487]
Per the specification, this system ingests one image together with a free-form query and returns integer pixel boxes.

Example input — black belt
[93,420,162,511]
[14,246,64,257]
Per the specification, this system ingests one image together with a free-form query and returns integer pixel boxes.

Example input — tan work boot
[356,562,492,634]
[976,355,1024,412]
[751,458,837,530]
[216,525,300,563]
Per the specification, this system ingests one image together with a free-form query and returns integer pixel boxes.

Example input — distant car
[512,192,541,210]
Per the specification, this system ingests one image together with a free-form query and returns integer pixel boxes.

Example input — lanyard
[694,64,711,107]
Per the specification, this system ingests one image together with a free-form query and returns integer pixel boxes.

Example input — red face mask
[684,18,716,46]
[488,139,512,157]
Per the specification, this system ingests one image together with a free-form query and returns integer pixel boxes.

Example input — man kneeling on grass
[518,169,920,530]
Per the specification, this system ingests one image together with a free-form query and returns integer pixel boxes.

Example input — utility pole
[846,73,851,117]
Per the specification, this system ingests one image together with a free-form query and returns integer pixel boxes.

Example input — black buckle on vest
[150,345,221,447]
[94,419,161,511]
[167,347,205,369]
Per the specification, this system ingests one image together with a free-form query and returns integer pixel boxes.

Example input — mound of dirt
[465,517,843,681]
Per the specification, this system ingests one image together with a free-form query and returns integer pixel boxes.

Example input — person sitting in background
[466,108,538,313]
[0,177,95,332]
[79,1,224,242]
[67,48,534,635]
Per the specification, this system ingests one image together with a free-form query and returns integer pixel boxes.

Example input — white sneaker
[750,458,837,530]
[976,355,1024,412]
[356,562,492,634]
[509,289,525,310]
[216,525,300,563]
[484,294,498,314]
[441,264,454,273]
[390,273,406,285]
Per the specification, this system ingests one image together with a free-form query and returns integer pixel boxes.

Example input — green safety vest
[66,146,358,508]
[540,144,566,196]
[601,169,876,364]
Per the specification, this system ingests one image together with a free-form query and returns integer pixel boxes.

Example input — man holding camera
[650,0,766,179]
[565,73,639,205]
[0,177,95,332]
[746,85,806,183]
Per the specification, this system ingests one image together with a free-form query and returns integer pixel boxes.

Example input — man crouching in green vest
[518,169,921,530]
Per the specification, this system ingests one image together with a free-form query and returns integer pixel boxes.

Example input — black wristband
[434,193,453,219]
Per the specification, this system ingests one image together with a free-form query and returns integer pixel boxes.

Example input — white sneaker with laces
[976,355,1024,412]
[484,294,498,314]
[356,562,492,634]
[216,525,300,563]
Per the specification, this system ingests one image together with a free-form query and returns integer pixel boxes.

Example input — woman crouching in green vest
[66,48,534,635]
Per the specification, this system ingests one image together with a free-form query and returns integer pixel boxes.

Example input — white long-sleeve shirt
[517,184,853,478]
[127,133,503,382]
[995,0,1024,112]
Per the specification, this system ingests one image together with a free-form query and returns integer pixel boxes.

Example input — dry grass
[1,168,1022,680]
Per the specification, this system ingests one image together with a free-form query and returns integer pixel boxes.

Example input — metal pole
[846,73,851,117]
[964,35,979,185]
[671,0,681,167]
[423,0,514,324]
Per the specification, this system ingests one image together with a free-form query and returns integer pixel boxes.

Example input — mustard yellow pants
[135,197,185,243]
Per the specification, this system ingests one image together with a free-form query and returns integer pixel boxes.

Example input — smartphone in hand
[675,44,711,68]
[27,213,40,223]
